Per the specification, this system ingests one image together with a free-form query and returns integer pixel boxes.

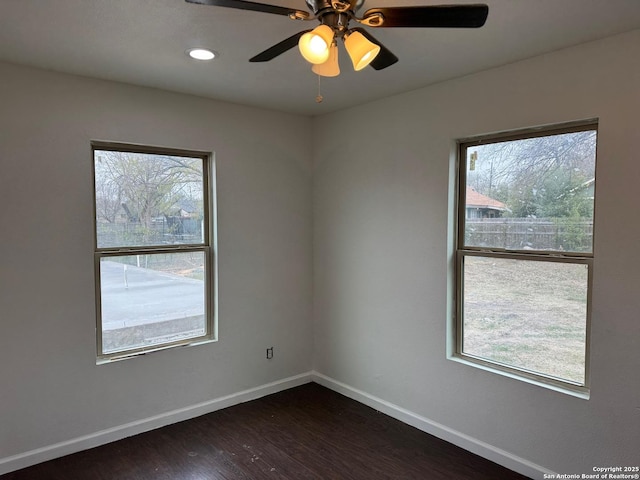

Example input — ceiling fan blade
[185,0,309,18]
[249,30,311,62]
[350,28,398,70]
[362,4,489,28]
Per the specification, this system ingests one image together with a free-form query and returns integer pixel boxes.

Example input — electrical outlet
[266,347,274,359]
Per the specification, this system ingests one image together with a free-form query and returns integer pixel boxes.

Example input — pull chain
[315,75,323,103]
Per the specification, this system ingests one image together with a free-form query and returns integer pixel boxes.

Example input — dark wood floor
[2,382,530,479]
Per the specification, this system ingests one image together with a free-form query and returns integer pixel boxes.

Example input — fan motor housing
[305,0,364,15]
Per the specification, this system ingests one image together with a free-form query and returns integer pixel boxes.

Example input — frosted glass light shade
[312,44,340,77]
[344,31,380,71]
[299,25,334,64]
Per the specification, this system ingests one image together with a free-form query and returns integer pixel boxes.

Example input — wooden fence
[465,217,593,252]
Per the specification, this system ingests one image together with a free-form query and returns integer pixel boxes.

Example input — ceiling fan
[185,0,489,77]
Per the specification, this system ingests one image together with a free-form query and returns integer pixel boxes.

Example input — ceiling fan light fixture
[312,43,340,77]
[298,24,334,64]
[344,30,381,71]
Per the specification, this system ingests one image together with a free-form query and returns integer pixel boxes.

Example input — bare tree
[95,151,202,227]
[94,160,123,223]
[94,150,204,248]
[467,130,596,218]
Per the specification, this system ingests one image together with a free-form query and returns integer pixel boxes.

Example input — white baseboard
[2,371,553,478]
[0,371,313,476]
[311,371,553,480]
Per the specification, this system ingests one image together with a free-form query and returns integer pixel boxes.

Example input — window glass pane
[461,255,588,384]
[464,130,596,253]
[99,251,206,354]
[94,150,204,248]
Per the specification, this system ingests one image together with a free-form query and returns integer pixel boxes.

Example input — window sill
[97,337,216,365]
[448,354,590,400]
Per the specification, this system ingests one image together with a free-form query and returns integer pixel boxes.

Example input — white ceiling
[1,0,639,116]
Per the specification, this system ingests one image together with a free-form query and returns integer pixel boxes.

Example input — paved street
[100,260,205,330]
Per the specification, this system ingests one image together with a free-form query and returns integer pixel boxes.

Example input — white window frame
[92,141,217,362]
[452,120,597,396]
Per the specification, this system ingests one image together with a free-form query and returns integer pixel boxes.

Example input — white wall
[0,63,313,463]
[313,29,640,475]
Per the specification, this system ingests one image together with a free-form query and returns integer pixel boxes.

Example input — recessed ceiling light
[187,48,216,61]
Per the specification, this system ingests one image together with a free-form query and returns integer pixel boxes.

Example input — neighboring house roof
[166,199,200,218]
[175,199,198,213]
[466,186,508,211]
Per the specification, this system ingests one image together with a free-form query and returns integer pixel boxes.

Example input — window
[454,121,597,393]
[92,142,215,361]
